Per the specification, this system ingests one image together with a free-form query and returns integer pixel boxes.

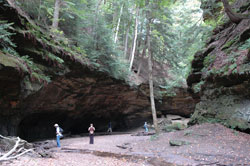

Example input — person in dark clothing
[107,122,112,133]
[88,124,95,144]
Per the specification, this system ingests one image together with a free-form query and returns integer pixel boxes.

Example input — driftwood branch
[0,137,21,160]
[0,135,34,162]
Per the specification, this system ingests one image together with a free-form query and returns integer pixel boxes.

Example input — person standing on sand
[54,124,63,147]
[88,123,95,144]
[144,122,148,133]
[107,122,112,133]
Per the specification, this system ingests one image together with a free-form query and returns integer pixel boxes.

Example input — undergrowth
[0,20,51,84]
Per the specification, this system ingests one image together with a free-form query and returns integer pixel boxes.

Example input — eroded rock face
[0,66,149,140]
[0,64,197,141]
[187,1,250,132]
[0,59,197,141]
[157,88,198,117]
[0,0,197,141]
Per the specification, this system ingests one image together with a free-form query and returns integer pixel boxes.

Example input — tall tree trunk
[37,0,42,21]
[124,14,132,58]
[135,21,144,57]
[137,39,147,76]
[93,0,103,48]
[124,25,129,58]
[146,16,159,134]
[112,1,117,36]
[129,7,139,71]
[52,0,62,30]
[114,4,123,43]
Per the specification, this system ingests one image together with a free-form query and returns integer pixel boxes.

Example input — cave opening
[18,111,131,142]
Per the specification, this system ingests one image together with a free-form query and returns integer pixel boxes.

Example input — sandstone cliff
[0,0,196,141]
[187,0,250,132]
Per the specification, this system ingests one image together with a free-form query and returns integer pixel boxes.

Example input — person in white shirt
[54,124,62,147]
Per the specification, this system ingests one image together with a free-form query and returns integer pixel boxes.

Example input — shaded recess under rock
[0,0,197,141]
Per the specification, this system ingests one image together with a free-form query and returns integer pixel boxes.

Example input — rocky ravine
[0,0,197,141]
[187,0,250,132]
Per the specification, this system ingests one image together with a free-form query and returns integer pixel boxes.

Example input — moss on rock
[189,94,250,131]
[0,51,28,72]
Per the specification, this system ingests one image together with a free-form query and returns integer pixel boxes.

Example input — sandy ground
[2,123,250,166]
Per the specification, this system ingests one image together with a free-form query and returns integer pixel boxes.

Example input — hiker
[54,123,63,147]
[107,122,112,133]
[144,122,148,133]
[88,123,95,144]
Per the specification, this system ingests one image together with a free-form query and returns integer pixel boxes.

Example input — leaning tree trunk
[221,0,248,23]
[52,0,62,30]
[146,17,159,134]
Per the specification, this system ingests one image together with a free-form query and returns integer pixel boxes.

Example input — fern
[0,21,16,52]
[0,21,51,84]
[21,55,51,83]
[239,39,250,50]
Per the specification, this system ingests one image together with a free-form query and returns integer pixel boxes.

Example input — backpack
[59,127,64,133]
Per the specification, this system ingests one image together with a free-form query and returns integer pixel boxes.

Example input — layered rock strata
[0,0,197,141]
[187,1,250,132]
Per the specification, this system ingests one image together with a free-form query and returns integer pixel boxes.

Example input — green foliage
[150,134,159,141]
[144,0,208,94]
[200,0,230,24]
[163,122,186,132]
[204,12,228,28]
[12,0,213,86]
[169,139,190,146]
[21,56,51,83]
[75,11,129,79]
[0,20,51,84]
[190,94,250,131]
[238,63,250,75]
[193,81,205,93]
[190,114,249,131]
[239,39,250,50]
[16,0,130,79]
[203,54,216,68]
[184,130,191,136]
[233,130,238,136]
[201,48,245,77]
[222,37,240,50]
[0,21,18,55]
[159,77,185,97]
[0,21,16,48]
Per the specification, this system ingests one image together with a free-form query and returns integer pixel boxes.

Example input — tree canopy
[1,0,220,93]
